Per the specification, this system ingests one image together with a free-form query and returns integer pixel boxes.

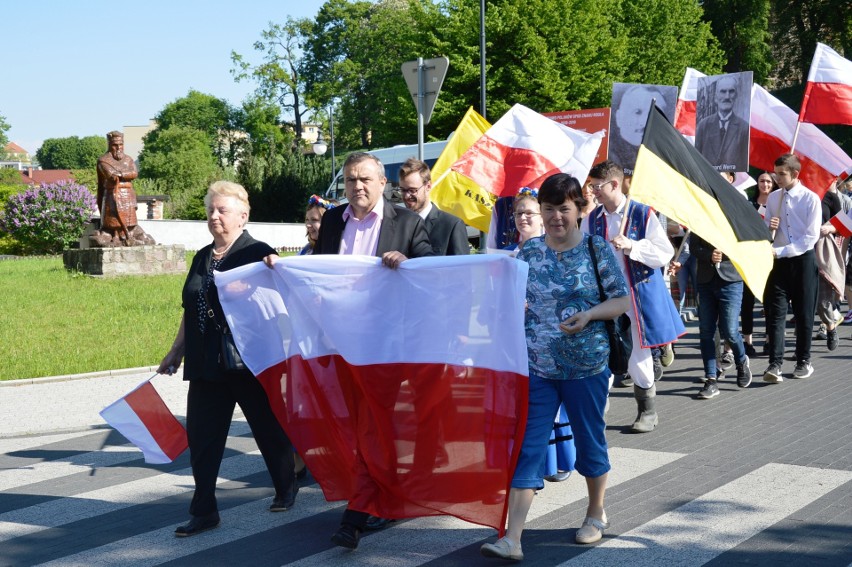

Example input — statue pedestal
[63,245,186,277]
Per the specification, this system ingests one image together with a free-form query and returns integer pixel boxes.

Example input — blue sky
[3,0,328,154]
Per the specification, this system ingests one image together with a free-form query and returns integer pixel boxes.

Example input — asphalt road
[1,316,851,566]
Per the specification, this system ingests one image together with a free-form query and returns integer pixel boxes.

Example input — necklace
[212,239,236,257]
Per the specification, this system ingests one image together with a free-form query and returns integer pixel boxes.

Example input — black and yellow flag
[631,106,773,299]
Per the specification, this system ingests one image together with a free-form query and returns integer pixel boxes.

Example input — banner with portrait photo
[695,72,753,173]
[609,83,678,175]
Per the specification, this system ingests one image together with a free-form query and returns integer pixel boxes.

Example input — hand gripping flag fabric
[673,67,706,141]
[431,107,494,233]
[215,255,530,532]
[100,377,188,464]
[750,85,851,198]
[631,106,773,299]
[451,103,604,198]
[829,210,852,239]
[799,42,852,126]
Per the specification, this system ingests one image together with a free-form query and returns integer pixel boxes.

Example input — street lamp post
[329,104,336,183]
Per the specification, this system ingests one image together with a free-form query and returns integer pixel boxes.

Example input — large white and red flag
[799,42,852,126]
[451,103,603,197]
[100,377,188,464]
[673,67,706,141]
[215,255,530,531]
[829,210,852,239]
[750,84,852,198]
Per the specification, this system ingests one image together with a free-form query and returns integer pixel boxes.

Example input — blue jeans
[697,276,746,378]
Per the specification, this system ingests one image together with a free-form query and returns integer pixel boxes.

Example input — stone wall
[63,245,186,277]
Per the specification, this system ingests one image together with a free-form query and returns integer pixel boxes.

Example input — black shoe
[736,356,752,388]
[331,523,361,549]
[697,379,720,399]
[270,483,298,512]
[744,343,757,358]
[295,466,308,480]
[175,512,220,537]
[827,329,838,351]
[364,515,396,531]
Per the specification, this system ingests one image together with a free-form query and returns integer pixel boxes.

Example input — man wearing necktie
[695,75,749,171]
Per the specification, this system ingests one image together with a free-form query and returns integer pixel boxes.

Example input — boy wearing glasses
[581,161,685,433]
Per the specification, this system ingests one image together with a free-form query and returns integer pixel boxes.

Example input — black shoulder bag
[587,235,632,376]
[204,288,247,373]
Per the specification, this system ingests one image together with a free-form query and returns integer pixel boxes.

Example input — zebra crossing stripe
[556,462,852,567]
[283,447,687,567]
[0,449,267,542]
[36,485,335,567]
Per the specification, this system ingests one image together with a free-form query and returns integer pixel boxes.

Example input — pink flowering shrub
[0,181,97,254]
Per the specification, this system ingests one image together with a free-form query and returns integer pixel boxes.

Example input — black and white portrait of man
[694,71,753,172]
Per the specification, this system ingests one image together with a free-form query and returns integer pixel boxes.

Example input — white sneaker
[480,537,523,561]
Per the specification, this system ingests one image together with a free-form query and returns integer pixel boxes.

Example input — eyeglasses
[399,183,427,195]
[587,180,614,192]
[513,211,541,219]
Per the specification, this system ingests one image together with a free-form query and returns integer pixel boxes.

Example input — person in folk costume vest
[581,161,686,433]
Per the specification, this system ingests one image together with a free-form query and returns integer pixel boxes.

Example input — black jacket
[690,233,742,284]
[181,230,275,381]
[424,205,469,256]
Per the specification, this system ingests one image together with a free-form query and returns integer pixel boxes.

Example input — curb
[0,366,160,387]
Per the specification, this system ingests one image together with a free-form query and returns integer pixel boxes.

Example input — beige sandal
[575,514,609,544]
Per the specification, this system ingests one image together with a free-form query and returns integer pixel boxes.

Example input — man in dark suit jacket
[313,152,433,550]
[695,75,749,171]
[398,158,470,256]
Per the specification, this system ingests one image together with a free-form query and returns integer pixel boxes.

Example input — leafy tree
[0,113,9,159]
[35,136,106,170]
[138,125,224,219]
[769,0,850,86]
[701,0,773,84]
[239,96,296,157]
[242,150,330,223]
[299,0,725,149]
[145,90,240,166]
[232,19,313,140]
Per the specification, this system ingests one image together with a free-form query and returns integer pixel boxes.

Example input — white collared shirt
[580,195,673,270]
[764,182,821,259]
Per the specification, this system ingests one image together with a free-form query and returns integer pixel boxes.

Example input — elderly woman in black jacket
[158,180,297,537]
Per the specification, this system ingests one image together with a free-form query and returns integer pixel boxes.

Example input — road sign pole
[417,57,425,161]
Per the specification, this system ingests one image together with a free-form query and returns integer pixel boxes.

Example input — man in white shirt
[582,161,685,433]
[763,154,821,382]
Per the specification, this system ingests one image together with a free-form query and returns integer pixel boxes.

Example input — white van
[323,140,448,203]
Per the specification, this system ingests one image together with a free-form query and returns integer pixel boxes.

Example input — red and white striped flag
[829,210,852,238]
[215,255,530,531]
[799,42,852,126]
[674,67,706,141]
[451,103,603,197]
[749,84,852,198]
[100,377,188,464]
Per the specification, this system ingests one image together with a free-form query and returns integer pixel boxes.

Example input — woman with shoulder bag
[157,181,297,537]
[480,173,630,561]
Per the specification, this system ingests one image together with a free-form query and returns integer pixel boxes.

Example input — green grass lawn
[0,256,186,380]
